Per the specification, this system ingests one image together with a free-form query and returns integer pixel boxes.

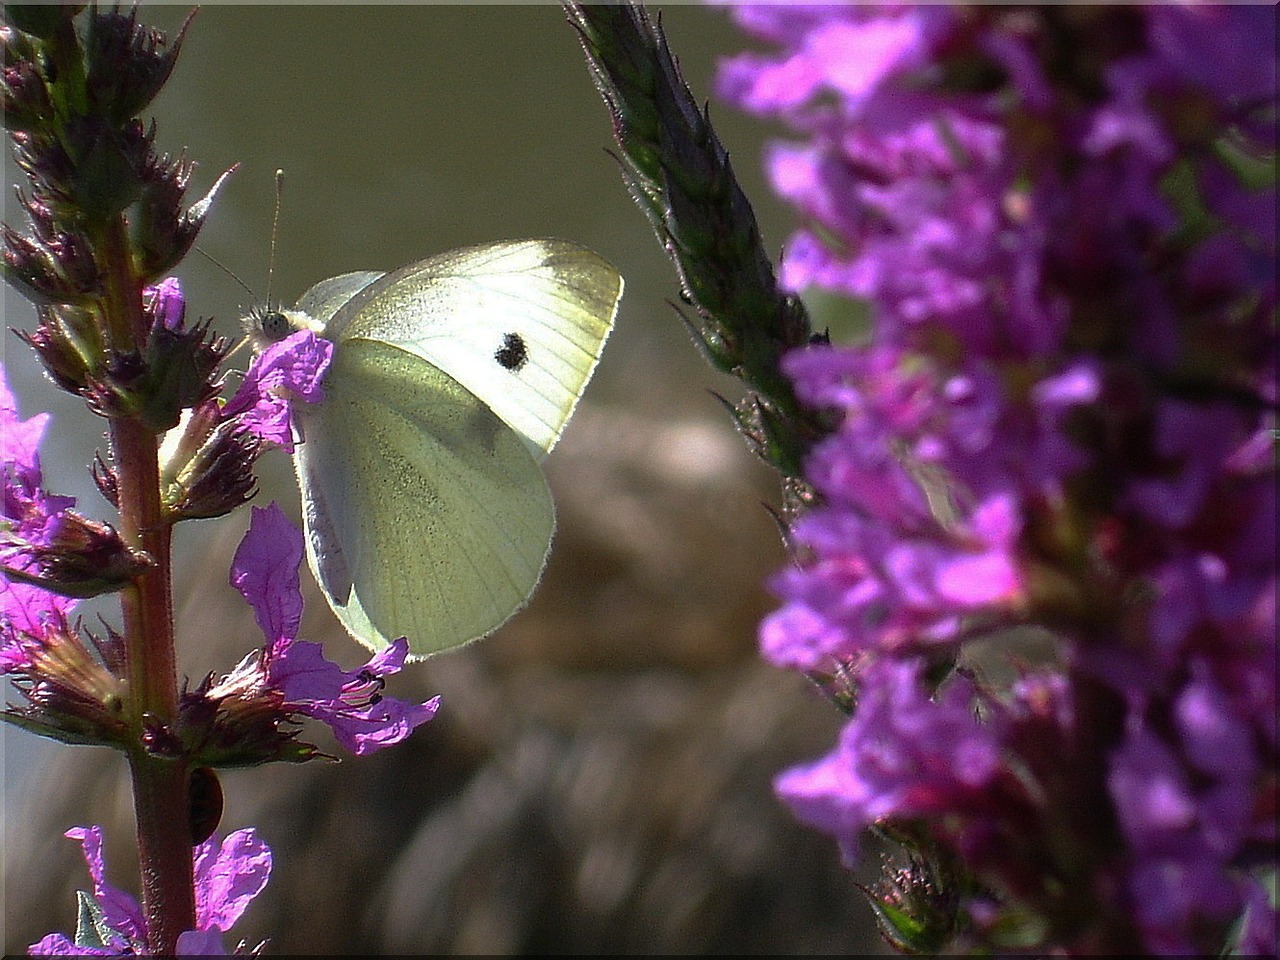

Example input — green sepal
[65,117,145,222]
[1,708,127,749]
[864,890,946,955]
[0,561,124,600]
[74,890,122,950]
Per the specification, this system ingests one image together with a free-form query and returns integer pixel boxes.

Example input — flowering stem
[115,409,193,954]
[564,1,826,490]
[95,217,148,351]
[98,213,194,951]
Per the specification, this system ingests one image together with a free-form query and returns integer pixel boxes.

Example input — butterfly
[246,238,623,658]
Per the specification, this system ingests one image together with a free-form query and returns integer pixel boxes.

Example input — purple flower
[228,502,439,755]
[759,345,1051,671]
[266,636,439,756]
[143,276,186,332]
[221,329,332,453]
[29,824,271,956]
[715,5,951,116]
[2,364,77,667]
[721,4,1276,953]
[1108,723,1266,954]
[0,365,51,486]
[1,365,78,568]
[775,658,1003,865]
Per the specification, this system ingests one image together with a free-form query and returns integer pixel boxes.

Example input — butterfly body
[250,239,623,657]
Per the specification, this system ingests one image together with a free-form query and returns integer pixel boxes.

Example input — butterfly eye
[494,332,528,371]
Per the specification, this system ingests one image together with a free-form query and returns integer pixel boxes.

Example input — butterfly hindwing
[292,336,555,657]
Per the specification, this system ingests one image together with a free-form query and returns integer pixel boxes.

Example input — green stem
[99,216,194,952]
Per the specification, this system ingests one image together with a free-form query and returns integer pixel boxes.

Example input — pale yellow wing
[292,337,554,657]
[321,239,623,462]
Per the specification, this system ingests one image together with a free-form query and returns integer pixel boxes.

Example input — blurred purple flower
[1,365,77,567]
[229,502,439,755]
[1,364,77,669]
[720,3,1276,953]
[28,824,270,956]
[776,658,1003,865]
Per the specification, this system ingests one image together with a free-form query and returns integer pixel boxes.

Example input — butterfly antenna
[193,246,257,302]
[188,245,259,363]
[267,168,285,311]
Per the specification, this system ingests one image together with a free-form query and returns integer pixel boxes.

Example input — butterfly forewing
[323,239,623,461]
[294,271,384,328]
[292,337,555,656]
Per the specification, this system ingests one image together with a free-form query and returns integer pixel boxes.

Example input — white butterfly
[249,239,623,658]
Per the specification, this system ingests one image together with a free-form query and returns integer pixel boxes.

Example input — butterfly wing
[294,270,384,327]
[292,336,555,657]
[322,239,623,461]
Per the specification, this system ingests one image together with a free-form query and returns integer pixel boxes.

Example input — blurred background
[3,4,885,953]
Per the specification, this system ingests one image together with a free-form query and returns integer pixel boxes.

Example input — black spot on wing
[494,331,528,371]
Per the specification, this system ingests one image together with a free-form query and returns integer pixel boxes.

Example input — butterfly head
[241,305,316,353]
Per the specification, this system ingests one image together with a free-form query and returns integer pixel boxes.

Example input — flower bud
[81,308,229,433]
[178,653,321,768]
[4,615,130,750]
[1,54,55,132]
[61,115,147,222]
[159,401,261,521]
[2,509,151,599]
[84,7,191,122]
[15,303,104,393]
[132,160,234,283]
[1,220,102,305]
[137,315,227,431]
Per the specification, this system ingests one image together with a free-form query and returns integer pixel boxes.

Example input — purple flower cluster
[4,278,432,758]
[720,4,1275,954]
[6,275,436,951]
[29,824,271,955]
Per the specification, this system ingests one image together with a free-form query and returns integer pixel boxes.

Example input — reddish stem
[100,219,195,952]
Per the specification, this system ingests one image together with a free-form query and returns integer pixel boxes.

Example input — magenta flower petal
[194,828,273,932]
[775,659,1001,864]
[28,933,117,956]
[144,276,186,331]
[230,502,304,644]
[267,637,346,701]
[63,826,146,943]
[268,637,439,755]
[0,366,50,481]
[175,929,227,955]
